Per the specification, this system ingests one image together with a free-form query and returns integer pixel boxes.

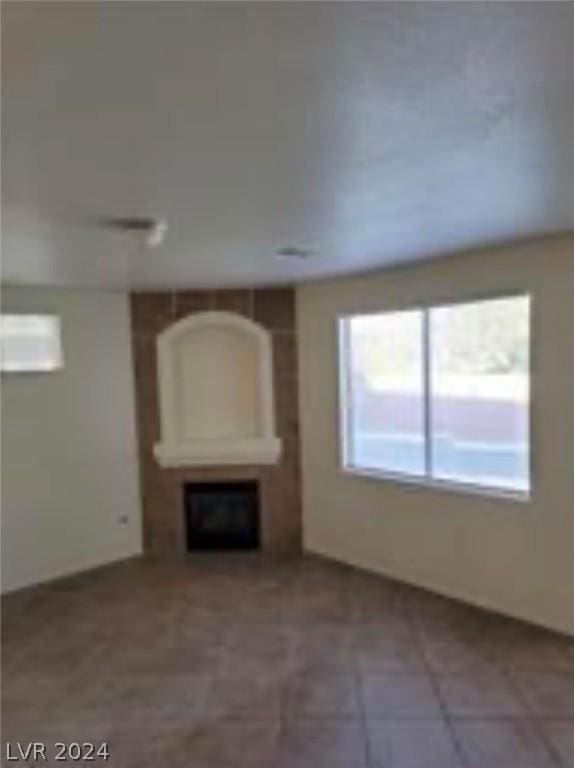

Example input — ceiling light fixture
[144,219,168,249]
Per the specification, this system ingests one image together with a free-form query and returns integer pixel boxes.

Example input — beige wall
[298,236,574,634]
[1,287,142,592]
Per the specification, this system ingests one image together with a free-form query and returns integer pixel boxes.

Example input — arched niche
[153,311,281,467]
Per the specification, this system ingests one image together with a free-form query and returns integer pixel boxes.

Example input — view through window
[341,295,530,494]
[0,314,63,373]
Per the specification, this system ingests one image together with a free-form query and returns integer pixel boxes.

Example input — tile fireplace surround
[130,288,302,555]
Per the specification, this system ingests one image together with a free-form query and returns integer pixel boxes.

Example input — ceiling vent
[96,217,167,248]
[276,246,312,260]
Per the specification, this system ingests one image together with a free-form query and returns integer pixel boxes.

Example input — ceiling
[2,2,573,289]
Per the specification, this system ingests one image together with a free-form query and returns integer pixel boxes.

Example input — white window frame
[338,293,532,502]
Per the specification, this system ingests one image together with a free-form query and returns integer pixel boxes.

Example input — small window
[0,314,63,373]
[340,295,531,496]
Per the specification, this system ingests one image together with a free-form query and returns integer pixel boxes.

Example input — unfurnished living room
[1,2,573,767]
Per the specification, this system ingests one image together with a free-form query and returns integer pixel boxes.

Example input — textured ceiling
[2,2,573,288]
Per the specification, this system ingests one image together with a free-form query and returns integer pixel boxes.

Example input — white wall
[298,236,574,635]
[1,287,142,592]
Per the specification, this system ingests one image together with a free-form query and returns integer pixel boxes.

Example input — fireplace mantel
[153,311,282,468]
[154,436,281,467]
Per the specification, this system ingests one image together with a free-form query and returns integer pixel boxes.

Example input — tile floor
[2,554,573,767]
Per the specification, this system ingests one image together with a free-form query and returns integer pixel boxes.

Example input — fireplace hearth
[183,481,260,551]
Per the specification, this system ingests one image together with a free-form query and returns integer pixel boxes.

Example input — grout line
[351,642,373,768]
[503,665,566,767]
[403,607,471,768]
[404,608,567,768]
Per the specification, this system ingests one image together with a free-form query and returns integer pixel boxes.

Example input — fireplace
[183,481,260,551]
[131,289,302,555]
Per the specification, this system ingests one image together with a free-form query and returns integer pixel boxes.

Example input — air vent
[96,216,167,248]
[276,246,312,260]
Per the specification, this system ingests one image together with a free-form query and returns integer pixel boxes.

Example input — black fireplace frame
[183,480,260,551]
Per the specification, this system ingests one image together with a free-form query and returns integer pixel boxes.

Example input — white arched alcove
[153,311,282,467]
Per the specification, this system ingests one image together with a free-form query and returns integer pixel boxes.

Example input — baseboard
[306,542,574,637]
[1,547,143,595]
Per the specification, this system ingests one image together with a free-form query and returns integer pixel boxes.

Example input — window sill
[341,464,531,504]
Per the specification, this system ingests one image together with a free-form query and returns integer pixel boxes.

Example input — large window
[0,314,63,373]
[340,295,531,496]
